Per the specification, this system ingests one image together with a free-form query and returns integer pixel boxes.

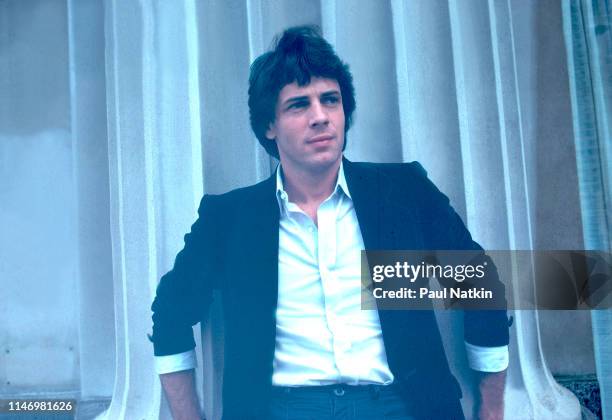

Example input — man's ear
[265,122,276,140]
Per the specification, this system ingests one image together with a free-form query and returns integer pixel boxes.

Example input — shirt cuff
[464,342,509,372]
[154,349,197,375]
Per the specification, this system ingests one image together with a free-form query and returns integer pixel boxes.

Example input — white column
[449,0,580,418]
[331,0,403,163]
[563,1,612,417]
[492,1,582,417]
[67,0,115,399]
[99,1,204,419]
[198,0,273,194]
[390,0,467,217]
[392,0,581,417]
[580,2,612,416]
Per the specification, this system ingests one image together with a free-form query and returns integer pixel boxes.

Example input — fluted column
[392,0,581,418]
[99,1,204,419]
[67,0,115,399]
[329,0,403,163]
[563,1,612,418]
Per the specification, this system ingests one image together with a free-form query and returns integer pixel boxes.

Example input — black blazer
[151,158,509,419]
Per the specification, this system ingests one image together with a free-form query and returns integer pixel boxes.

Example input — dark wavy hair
[248,25,356,159]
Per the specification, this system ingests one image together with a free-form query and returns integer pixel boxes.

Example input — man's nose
[309,100,329,127]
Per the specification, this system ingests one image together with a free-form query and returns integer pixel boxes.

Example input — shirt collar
[275,160,352,214]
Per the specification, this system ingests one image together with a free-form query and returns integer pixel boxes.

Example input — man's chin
[279,149,343,174]
[305,152,342,171]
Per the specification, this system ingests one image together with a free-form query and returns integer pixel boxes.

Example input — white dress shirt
[155,163,509,376]
[272,163,393,385]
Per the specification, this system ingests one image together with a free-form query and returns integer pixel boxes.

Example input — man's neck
[281,158,341,209]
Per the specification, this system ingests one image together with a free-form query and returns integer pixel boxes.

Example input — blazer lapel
[344,158,424,251]
[343,158,382,250]
[247,172,280,306]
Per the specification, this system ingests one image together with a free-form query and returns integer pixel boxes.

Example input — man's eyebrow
[282,95,309,106]
[282,90,341,106]
[320,90,341,97]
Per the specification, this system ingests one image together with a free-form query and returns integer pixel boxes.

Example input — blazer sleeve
[150,194,220,356]
[408,162,510,348]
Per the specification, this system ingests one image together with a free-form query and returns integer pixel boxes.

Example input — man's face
[266,77,345,174]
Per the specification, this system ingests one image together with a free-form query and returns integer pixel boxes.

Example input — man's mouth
[307,134,335,144]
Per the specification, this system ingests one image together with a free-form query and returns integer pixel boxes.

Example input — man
[151,26,509,420]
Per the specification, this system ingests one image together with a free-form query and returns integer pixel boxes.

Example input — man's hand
[160,369,202,420]
[474,369,506,420]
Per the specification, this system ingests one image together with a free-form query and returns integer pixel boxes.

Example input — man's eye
[322,96,340,104]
